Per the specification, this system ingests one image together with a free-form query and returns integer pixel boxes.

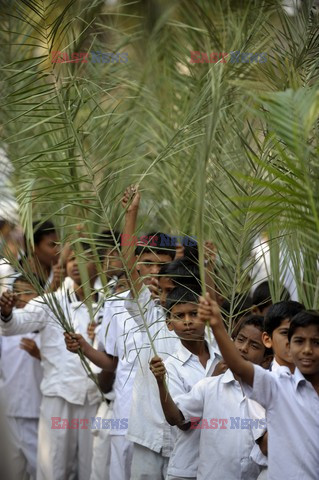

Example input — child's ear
[166,318,174,331]
[262,332,272,349]
[251,305,261,315]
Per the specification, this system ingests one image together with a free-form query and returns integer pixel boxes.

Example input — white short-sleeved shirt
[165,341,221,477]
[243,365,319,480]
[0,285,101,405]
[104,291,143,435]
[125,287,179,455]
[249,358,291,468]
[0,333,42,418]
[175,370,262,480]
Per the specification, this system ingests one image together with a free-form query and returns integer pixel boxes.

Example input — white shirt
[175,370,262,480]
[104,291,143,435]
[0,333,42,417]
[125,287,179,454]
[249,358,293,467]
[250,236,298,300]
[243,365,319,480]
[0,285,101,405]
[165,341,221,477]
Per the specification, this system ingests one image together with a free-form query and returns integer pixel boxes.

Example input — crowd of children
[0,186,318,480]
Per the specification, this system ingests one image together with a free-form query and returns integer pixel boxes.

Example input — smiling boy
[202,294,319,480]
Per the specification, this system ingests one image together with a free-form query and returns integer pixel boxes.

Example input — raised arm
[64,332,118,373]
[0,290,46,335]
[149,356,188,429]
[121,185,143,296]
[198,293,254,386]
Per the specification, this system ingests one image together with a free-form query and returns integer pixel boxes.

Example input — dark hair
[135,232,176,259]
[288,310,319,341]
[95,230,121,261]
[232,314,265,338]
[181,236,198,263]
[159,258,201,289]
[264,301,305,336]
[252,281,290,313]
[32,221,56,246]
[165,286,200,315]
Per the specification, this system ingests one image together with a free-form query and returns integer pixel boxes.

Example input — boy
[0,245,102,480]
[65,284,142,480]
[121,186,181,479]
[200,293,319,480]
[150,286,221,480]
[252,281,290,316]
[263,300,305,373]
[0,275,42,480]
[23,220,65,291]
[151,297,266,480]
[249,300,305,479]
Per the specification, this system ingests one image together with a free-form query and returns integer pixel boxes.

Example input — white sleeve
[174,379,206,422]
[124,287,152,327]
[0,296,49,335]
[242,364,278,409]
[104,311,118,357]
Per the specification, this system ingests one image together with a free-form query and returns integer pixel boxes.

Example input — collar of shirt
[221,368,237,384]
[174,340,220,367]
[270,357,291,374]
[293,367,309,391]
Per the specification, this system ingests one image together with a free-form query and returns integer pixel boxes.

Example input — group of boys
[0,186,318,480]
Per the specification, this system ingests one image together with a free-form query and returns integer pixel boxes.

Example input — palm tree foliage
[1,0,319,336]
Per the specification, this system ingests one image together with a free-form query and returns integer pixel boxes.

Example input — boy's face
[34,233,59,267]
[14,281,37,308]
[233,324,265,365]
[136,252,172,286]
[158,276,175,307]
[262,317,293,367]
[289,325,319,376]
[167,302,205,341]
[103,247,123,278]
[66,251,97,286]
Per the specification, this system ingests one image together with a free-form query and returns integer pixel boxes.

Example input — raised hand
[121,185,140,212]
[148,277,160,300]
[149,355,166,383]
[198,292,223,328]
[0,290,17,317]
[49,263,66,291]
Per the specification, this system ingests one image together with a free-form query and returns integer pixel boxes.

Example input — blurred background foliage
[1,0,319,322]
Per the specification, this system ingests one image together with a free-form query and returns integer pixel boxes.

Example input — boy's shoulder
[191,369,237,394]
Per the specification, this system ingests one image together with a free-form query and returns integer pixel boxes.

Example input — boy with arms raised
[150,286,221,480]
[151,297,266,480]
[120,186,179,480]
[200,293,319,480]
